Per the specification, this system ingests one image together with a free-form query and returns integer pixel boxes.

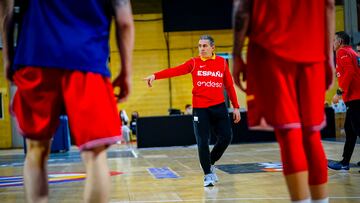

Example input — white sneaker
[203,174,215,187]
[210,165,218,182]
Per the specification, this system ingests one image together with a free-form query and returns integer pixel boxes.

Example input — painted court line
[175,160,192,170]
[142,154,168,159]
[131,149,138,158]
[111,196,360,202]
[147,167,180,179]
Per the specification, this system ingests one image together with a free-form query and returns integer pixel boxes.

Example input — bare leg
[81,146,110,203]
[284,171,310,201]
[24,139,51,203]
[310,184,328,200]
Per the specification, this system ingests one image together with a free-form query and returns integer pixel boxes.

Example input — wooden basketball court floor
[0,141,359,203]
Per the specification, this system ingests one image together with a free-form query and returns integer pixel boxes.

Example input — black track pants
[193,103,233,175]
[342,104,360,164]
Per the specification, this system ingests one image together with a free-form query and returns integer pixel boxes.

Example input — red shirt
[335,46,360,102]
[250,0,325,62]
[154,55,240,108]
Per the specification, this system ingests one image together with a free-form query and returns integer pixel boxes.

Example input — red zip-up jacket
[335,46,360,102]
[154,55,240,108]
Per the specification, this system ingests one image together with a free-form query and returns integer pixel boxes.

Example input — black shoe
[357,161,360,166]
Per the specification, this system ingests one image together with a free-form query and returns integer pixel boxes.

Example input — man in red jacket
[232,0,334,202]
[144,35,241,187]
[328,31,360,171]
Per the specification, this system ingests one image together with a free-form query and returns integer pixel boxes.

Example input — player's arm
[0,0,15,81]
[232,0,251,92]
[111,0,135,102]
[324,0,335,90]
[223,62,241,123]
[144,59,193,87]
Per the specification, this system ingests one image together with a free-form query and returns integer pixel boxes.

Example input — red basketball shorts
[246,43,326,130]
[11,67,122,150]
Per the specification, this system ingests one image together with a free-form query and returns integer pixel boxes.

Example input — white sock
[292,199,311,203]
[312,197,329,203]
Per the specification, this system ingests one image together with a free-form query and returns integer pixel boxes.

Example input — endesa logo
[197,71,223,77]
[197,80,223,88]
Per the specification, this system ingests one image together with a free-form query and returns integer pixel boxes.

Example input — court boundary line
[111,196,360,202]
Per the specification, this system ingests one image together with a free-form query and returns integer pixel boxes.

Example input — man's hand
[143,74,155,87]
[113,72,131,103]
[232,54,247,92]
[332,94,340,104]
[233,108,241,123]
